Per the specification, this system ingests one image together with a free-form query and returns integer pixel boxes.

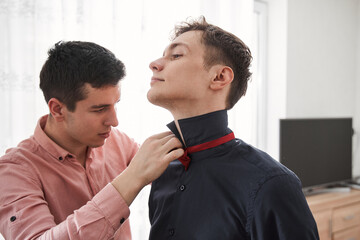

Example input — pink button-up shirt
[0,115,139,239]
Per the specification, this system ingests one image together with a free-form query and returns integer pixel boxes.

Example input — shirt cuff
[92,183,130,230]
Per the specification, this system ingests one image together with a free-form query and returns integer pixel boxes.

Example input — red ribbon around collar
[178,132,235,170]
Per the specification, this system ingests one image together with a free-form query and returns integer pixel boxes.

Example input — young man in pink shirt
[0,41,184,239]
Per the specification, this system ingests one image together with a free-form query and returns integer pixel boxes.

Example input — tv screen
[280,118,353,190]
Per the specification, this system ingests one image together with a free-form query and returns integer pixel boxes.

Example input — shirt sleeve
[249,174,320,240]
[0,160,130,240]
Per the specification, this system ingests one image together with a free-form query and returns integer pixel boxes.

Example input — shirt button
[120,218,125,224]
[10,216,16,222]
[169,228,175,236]
[58,156,63,161]
[179,185,186,191]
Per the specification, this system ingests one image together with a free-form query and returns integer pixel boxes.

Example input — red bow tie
[178,132,235,170]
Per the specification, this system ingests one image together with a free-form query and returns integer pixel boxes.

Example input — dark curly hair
[172,16,252,109]
[39,41,126,111]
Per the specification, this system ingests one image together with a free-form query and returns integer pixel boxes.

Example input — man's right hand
[111,131,184,206]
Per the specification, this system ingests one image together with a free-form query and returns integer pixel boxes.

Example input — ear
[210,66,234,90]
[47,98,66,122]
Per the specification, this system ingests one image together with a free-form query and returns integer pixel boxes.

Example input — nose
[149,58,164,71]
[104,106,119,127]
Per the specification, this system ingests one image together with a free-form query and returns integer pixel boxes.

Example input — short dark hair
[173,16,252,109]
[39,41,126,111]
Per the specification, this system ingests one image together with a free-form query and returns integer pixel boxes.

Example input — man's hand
[128,131,184,185]
[112,131,184,206]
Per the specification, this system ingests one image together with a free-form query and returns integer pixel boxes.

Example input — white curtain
[0,0,254,239]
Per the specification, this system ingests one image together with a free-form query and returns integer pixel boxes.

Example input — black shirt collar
[167,110,232,147]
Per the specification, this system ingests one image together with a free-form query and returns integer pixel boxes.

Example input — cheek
[185,62,208,78]
[69,120,87,136]
[72,114,100,132]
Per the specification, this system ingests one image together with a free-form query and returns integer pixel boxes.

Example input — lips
[99,132,110,138]
[151,77,164,86]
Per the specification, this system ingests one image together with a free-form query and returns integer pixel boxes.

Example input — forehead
[82,83,120,102]
[167,30,204,51]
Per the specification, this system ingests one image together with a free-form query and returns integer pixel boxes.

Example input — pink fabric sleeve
[0,161,130,240]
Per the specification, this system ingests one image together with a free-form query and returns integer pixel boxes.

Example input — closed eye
[92,107,107,113]
[171,54,182,59]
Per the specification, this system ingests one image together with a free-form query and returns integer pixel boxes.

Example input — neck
[157,96,227,145]
[166,109,230,152]
[174,120,186,147]
[170,102,226,121]
[171,107,226,148]
[44,115,87,166]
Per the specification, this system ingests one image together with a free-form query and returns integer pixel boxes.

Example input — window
[227,0,268,151]
[0,1,268,239]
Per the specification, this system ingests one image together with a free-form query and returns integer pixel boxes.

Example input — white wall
[266,0,360,175]
[355,0,360,176]
[286,0,360,176]
[287,0,357,118]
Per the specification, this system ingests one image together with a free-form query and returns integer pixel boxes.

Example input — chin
[147,96,166,108]
[89,144,103,149]
[89,141,106,148]
[147,90,160,105]
[147,90,175,110]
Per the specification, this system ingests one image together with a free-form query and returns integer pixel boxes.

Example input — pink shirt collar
[33,115,77,162]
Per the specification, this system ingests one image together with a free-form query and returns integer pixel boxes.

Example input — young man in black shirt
[147,16,319,240]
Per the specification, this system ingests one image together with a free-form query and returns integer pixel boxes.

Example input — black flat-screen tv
[280,118,353,191]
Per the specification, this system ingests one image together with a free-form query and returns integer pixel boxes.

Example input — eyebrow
[163,42,190,56]
[89,99,120,109]
[90,104,110,109]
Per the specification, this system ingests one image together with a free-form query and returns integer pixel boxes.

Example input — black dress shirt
[148,110,319,240]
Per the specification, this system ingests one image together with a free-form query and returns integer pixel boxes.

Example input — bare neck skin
[44,115,87,167]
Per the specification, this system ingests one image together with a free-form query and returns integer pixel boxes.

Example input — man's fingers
[146,131,182,147]
[149,131,174,140]
[164,148,185,163]
[162,135,183,151]
[157,133,178,145]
